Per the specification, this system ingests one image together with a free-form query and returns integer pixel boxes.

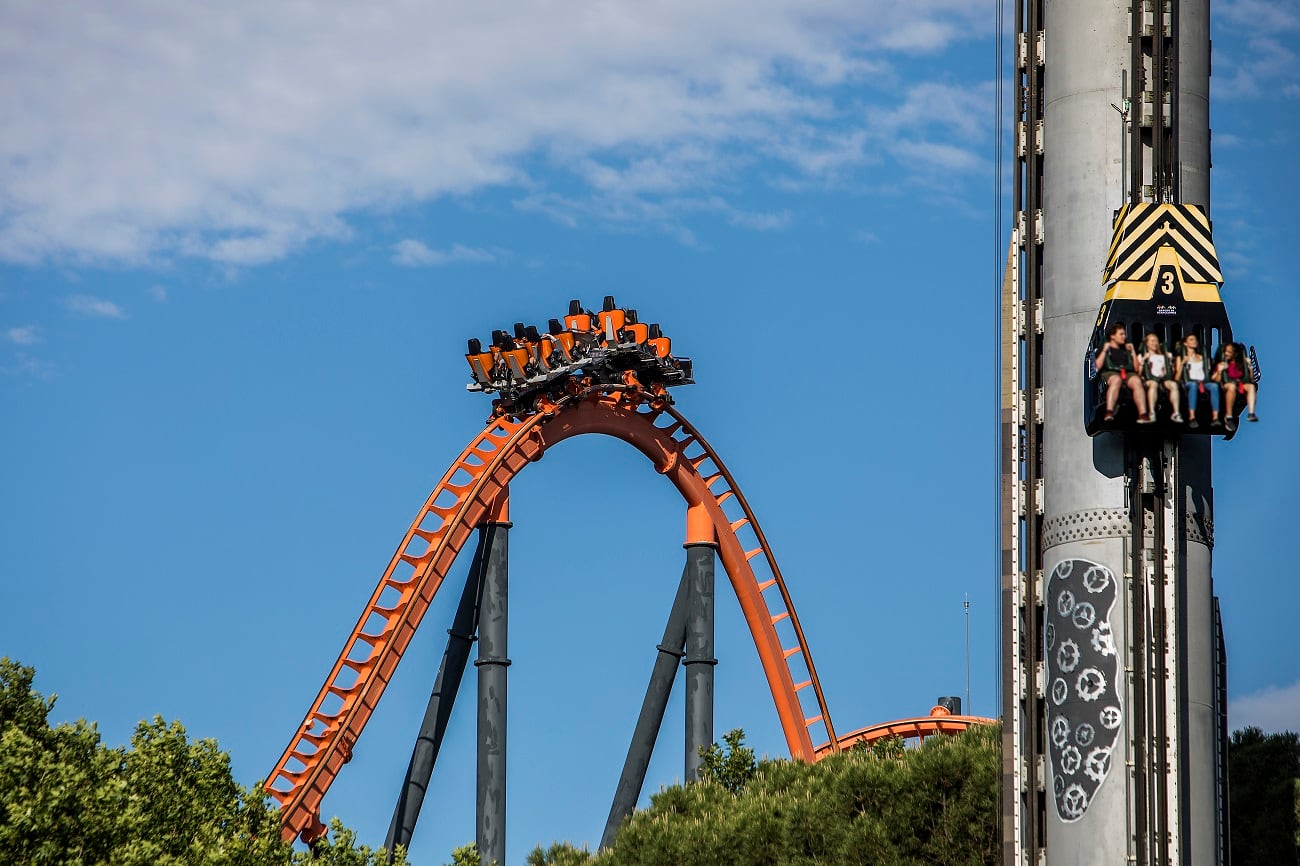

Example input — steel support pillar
[475,492,510,866]
[384,532,488,859]
[683,503,717,783]
[600,568,691,850]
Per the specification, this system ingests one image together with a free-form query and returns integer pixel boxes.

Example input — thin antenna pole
[964,594,971,713]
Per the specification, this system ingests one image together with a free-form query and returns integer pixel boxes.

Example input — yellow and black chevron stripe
[1103,202,1223,285]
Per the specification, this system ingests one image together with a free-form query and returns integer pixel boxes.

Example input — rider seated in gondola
[1175,333,1220,429]
[1215,342,1258,429]
[1096,324,1152,423]
[1140,332,1183,423]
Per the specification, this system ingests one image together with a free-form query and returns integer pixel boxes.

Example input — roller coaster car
[463,296,693,416]
[1084,203,1257,440]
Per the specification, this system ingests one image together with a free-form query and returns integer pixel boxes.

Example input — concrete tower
[1003,1,1226,863]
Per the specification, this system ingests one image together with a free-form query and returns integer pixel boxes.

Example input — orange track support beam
[685,501,715,547]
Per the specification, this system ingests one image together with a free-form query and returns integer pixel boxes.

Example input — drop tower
[1002,1,1234,864]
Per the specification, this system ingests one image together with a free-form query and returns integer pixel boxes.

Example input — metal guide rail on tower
[464,295,694,418]
[1001,0,1047,861]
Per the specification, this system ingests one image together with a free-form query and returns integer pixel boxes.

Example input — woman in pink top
[1216,342,1258,429]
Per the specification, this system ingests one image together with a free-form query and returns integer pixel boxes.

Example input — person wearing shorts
[1140,332,1182,423]
[1095,324,1151,423]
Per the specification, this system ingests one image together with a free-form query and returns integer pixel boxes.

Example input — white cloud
[391,240,498,267]
[1213,37,1299,99]
[1231,679,1300,733]
[514,189,793,243]
[892,139,986,174]
[870,81,993,146]
[1212,1,1300,100]
[0,1,987,266]
[726,208,792,231]
[148,285,167,302]
[1218,0,1300,34]
[0,352,57,380]
[877,20,961,53]
[5,325,40,345]
[64,295,126,319]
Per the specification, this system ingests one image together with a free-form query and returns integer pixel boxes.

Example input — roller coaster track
[818,710,994,758]
[267,388,845,842]
[266,385,991,843]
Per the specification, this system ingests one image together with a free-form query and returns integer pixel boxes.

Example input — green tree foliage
[443,842,483,866]
[601,723,1000,866]
[0,658,405,866]
[697,729,758,795]
[309,819,409,866]
[525,841,592,866]
[848,734,906,761]
[1229,725,1300,866]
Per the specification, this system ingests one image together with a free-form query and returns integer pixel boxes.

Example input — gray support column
[1041,2,1143,863]
[683,541,716,783]
[475,513,510,866]
[1213,597,1231,866]
[1175,8,1221,861]
[385,533,487,858]
[1039,0,1219,861]
[1181,460,1219,866]
[600,569,690,849]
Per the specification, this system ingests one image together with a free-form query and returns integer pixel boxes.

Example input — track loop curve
[266,391,836,843]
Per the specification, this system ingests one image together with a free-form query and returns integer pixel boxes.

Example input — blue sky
[2,1,1297,863]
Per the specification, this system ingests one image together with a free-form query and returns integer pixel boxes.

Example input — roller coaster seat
[620,321,650,344]
[647,323,670,358]
[597,308,626,342]
[565,310,594,333]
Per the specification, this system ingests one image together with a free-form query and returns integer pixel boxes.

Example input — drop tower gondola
[1082,201,1258,438]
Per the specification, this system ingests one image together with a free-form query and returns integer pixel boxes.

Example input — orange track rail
[815,714,996,758]
[266,390,839,843]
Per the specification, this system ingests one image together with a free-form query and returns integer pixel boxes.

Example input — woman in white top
[1140,333,1182,423]
[1176,333,1220,428]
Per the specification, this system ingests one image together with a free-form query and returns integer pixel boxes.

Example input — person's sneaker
[1171,412,1184,423]
[1137,413,1154,424]
[1248,412,1259,422]
[1189,418,1199,429]
[1225,416,1238,431]
[1103,412,1115,422]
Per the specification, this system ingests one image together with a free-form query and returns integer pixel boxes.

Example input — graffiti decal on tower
[1044,558,1123,822]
